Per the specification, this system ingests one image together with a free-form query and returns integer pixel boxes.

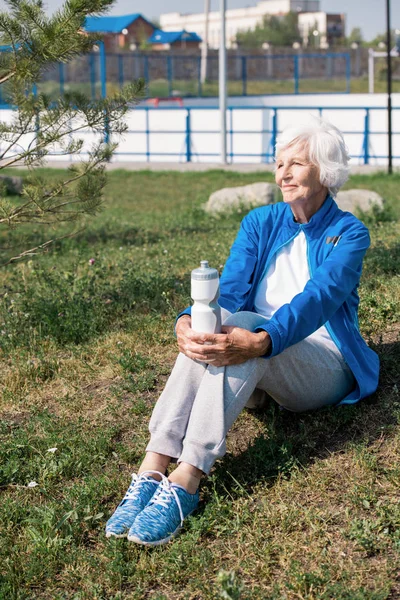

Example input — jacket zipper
[302,227,345,357]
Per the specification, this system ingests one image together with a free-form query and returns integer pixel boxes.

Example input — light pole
[219,0,227,164]
[386,0,393,174]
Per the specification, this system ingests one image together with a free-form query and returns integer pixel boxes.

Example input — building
[160,0,321,49]
[84,14,155,51]
[298,12,345,47]
[148,30,202,51]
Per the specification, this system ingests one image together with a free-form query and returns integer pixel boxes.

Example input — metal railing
[111,105,399,164]
[0,104,397,164]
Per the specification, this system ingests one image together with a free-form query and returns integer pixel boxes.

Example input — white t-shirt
[254,230,338,352]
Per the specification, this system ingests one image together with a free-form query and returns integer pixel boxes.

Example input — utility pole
[219,0,227,164]
[386,0,393,174]
[200,0,210,84]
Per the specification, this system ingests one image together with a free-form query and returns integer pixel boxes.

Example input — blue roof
[148,30,202,44]
[84,14,153,34]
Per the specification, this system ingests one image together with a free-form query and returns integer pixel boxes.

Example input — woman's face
[275,142,327,207]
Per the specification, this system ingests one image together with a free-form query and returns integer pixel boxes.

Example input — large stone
[335,189,383,214]
[204,182,279,215]
[0,175,23,195]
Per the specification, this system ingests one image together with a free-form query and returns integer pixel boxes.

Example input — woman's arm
[256,222,370,357]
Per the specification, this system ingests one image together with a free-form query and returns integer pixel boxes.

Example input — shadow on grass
[208,335,400,500]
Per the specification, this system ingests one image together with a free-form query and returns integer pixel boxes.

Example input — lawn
[32,76,400,101]
[0,169,399,599]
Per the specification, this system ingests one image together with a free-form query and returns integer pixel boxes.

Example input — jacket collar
[285,195,337,233]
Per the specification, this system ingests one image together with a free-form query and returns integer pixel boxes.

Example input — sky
[0,0,399,41]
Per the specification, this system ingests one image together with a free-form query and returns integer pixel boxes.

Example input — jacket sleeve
[256,222,370,357]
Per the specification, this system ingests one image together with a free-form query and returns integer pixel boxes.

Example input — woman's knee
[223,311,269,331]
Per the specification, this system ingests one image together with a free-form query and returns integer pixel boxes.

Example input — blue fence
[111,105,399,164]
[0,45,351,103]
[0,104,397,164]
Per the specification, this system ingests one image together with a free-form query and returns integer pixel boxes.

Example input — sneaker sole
[105,530,128,539]
[126,507,197,546]
[127,524,181,546]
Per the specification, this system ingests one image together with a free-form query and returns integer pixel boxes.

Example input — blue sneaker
[127,478,199,546]
[105,471,162,538]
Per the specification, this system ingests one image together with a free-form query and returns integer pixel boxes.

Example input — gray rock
[204,182,279,215]
[335,189,383,214]
[0,175,23,195]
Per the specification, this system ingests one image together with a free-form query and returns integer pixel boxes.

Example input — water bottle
[191,260,222,334]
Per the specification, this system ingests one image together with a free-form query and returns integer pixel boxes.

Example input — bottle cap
[191,260,219,281]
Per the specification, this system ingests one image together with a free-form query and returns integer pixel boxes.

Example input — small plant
[116,349,157,394]
[217,570,244,600]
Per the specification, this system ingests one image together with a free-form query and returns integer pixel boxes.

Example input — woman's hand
[176,316,271,366]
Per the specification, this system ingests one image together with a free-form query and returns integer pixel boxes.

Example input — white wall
[1,93,399,166]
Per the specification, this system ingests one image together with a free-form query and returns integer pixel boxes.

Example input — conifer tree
[0,0,145,265]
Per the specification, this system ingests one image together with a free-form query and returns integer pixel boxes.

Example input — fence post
[118,54,124,88]
[32,83,42,157]
[229,107,233,163]
[269,108,278,163]
[186,109,192,162]
[146,107,150,162]
[99,40,107,99]
[368,48,375,94]
[326,53,333,79]
[363,108,370,165]
[293,54,299,94]
[59,63,65,95]
[90,53,96,100]
[241,56,247,96]
[144,55,149,98]
[98,41,109,147]
[167,55,173,97]
[198,56,202,97]
[345,53,351,93]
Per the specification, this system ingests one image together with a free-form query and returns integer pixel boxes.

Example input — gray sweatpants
[146,311,354,474]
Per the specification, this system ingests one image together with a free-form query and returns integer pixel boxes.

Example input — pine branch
[1,227,85,266]
[0,0,145,266]
[0,70,16,84]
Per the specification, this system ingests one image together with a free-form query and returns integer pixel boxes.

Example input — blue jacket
[181,196,380,405]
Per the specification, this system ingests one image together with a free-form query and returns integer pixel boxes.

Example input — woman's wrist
[177,315,191,325]
[256,330,271,356]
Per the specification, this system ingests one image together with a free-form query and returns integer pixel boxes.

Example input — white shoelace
[151,477,185,525]
[123,470,165,501]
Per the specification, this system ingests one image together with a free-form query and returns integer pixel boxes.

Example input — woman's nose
[281,164,292,179]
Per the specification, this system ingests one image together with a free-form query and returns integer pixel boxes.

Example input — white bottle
[191,260,222,334]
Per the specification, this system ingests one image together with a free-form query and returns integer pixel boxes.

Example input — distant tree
[236,12,300,48]
[366,29,397,48]
[0,0,144,266]
[346,27,364,45]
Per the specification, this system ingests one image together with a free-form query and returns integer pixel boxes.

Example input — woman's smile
[275,142,328,222]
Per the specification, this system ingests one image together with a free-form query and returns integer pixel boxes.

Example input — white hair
[275,116,350,197]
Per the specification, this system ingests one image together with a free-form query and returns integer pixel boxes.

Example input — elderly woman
[105,117,379,545]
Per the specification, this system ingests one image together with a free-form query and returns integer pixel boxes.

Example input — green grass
[33,76,400,101]
[0,169,399,599]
